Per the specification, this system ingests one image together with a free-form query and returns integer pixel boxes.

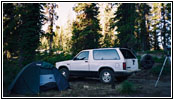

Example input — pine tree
[63,17,73,52]
[160,3,171,49]
[71,3,102,55]
[3,3,20,59]
[52,26,60,49]
[166,3,171,46]
[137,3,151,51]
[19,4,44,66]
[3,3,44,66]
[99,3,115,47]
[43,3,58,54]
[150,3,161,50]
[112,3,138,49]
[58,26,64,50]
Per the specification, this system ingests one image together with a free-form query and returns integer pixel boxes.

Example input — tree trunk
[161,5,167,49]
[49,5,54,54]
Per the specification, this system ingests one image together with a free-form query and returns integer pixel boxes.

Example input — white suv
[56,48,140,83]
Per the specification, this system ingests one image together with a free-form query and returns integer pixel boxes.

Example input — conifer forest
[3,2,172,97]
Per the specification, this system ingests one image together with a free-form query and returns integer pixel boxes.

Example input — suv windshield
[74,51,89,60]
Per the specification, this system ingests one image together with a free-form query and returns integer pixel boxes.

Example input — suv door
[70,51,89,75]
[120,48,138,71]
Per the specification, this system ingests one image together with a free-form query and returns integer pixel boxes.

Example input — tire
[140,54,154,69]
[59,68,69,80]
[99,69,114,84]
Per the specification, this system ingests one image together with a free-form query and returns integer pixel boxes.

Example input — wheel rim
[102,72,111,83]
[61,71,66,77]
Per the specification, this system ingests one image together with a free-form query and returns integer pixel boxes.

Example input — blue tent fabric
[52,68,69,91]
[8,61,69,94]
[8,63,40,94]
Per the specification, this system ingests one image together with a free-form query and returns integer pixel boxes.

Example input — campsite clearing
[4,68,171,97]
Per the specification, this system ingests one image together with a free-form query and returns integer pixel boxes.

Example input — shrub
[144,50,165,54]
[137,55,141,60]
[117,80,136,94]
[3,60,22,88]
[150,63,171,76]
[36,52,73,65]
[136,55,142,69]
[153,56,165,63]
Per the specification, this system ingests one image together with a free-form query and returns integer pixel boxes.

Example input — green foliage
[150,63,171,75]
[152,56,165,63]
[136,55,142,68]
[166,3,171,20]
[19,4,44,66]
[3,3,44,66]
[150,3,161,50]
[112,3,138,49]
[111,3,171,51]
[36,52,73,65]
[137,55,141,60]
[160,3,171,48]
[102,34,113,47]
[71,3,102,55]
[117,80,137,94]
[3,60,22,88]
[43,3,59,54]
[3,3,21,58]
[3,3,172,72]
[99,3,115,48]
[144,50,165,54]
[137,3,151,51]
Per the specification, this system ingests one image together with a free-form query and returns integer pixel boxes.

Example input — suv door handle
[85,61,88,63]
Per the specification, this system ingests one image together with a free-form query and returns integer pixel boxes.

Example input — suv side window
[93,49,120,60]
[74,51,89,60]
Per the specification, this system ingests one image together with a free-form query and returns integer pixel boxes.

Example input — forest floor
[4,68,171,98]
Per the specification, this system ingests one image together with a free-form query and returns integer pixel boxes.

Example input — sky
[42,3,76,31]
[56,3,76,26]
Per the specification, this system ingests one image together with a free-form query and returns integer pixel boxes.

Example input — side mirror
[73,57,77,60]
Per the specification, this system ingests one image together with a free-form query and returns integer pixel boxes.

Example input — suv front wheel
[59,68,69,80]
[99,69,114,84]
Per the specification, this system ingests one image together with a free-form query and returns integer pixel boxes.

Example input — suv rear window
[93,49,120,60]
[120,49,136,59]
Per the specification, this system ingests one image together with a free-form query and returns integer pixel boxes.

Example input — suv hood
[56,60,72,67]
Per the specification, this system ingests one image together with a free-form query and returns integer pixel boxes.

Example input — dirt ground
[4,69,171,98]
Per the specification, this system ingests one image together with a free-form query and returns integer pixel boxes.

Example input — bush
[117,80,136,94]
[137,55,141,60]
[144,50,165,54]
[3,60,22,88]
[136,55,142,69]
[150,63,171,76]
[36,52,73,65]
[153,56,165,63]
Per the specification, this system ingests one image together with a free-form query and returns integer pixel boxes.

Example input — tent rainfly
[8,61,69,94]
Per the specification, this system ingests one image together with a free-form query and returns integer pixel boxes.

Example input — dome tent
[8,61,69,95]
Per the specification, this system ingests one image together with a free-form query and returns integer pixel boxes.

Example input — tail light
[123,62,126,70]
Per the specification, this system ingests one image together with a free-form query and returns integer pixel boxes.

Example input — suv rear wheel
[99,69,114,84]
[59,68,69,80]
